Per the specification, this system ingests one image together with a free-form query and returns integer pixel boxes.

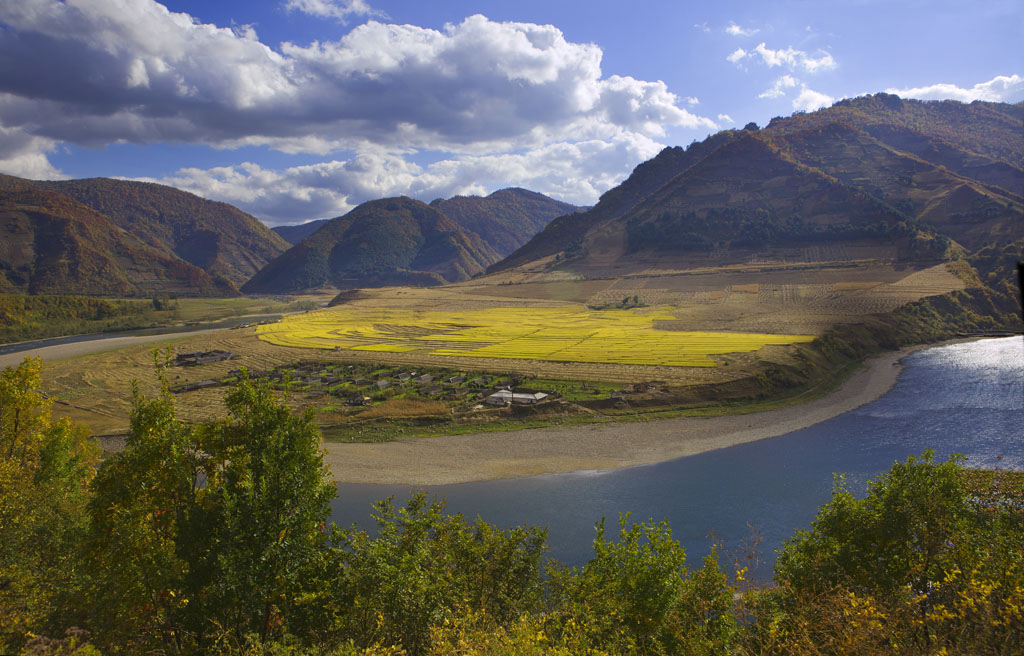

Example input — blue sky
[0,0,1020,225]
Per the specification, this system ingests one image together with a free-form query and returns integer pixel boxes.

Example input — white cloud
[684,96,699,105]
[728,42,836,73]
[886,74,1024,102]
[726,48,747,64]
[0,1,714,198]
[0,3,713,149]
[283,0,385,23]
[694,22,711,33]
[758,74,800,99]
[144,133,663,224]
[792,86,834,112]
[0,123,64,179]
[717,113,734,124]
[725,22,759,37]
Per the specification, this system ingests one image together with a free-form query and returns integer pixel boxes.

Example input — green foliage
[0,293,162,343]
[765,451,1024,655]
[0,358,98,652]
[306,494,547,656]
[548,515,737,655]
[79,364,335,652]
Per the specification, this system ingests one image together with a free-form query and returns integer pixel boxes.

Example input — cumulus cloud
[145,133,664,225]
[725,22,759,37]
[717,113,734,124]
[0,123,65,179]
[759,74,799,99]
[792,86,834,112]
[0,1,713,201]
[0,3,711,150]
[726,48,747,64]
[886,74,1024,102]
[728,42,836,73]
[283,0,385,23]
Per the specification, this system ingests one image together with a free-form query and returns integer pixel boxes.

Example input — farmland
[23,260,978,441]
[256,305,815,367]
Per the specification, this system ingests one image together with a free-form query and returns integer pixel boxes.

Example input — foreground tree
[0,358,98,651]
[80,363,335,652]
[750,451,1024,655]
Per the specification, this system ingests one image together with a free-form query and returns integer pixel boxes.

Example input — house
[445,375,465,385]
[483,390,549,406]
[376,380,390,390]
[173,349,238,366]
[420,385,443,396]
[418,374,435,383]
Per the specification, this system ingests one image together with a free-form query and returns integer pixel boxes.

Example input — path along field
[256,305,815,368]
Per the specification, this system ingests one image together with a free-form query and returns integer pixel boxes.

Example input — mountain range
[494,94,1023,275]
[1,94,1020,299]
[251,188,580,293]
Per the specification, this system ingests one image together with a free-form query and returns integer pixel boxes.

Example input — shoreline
[322,343,938,485]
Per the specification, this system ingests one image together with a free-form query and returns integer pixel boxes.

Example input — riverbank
[322,343,936,485]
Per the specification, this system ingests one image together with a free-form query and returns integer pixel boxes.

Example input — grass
[256,305,815,368]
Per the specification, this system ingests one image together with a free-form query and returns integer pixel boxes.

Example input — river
[331,336,1023,579]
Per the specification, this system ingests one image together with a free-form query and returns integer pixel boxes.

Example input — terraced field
[256,306,815,367]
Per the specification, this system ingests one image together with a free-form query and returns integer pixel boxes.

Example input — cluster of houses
[210,361,557,408]
[169,355,663,407]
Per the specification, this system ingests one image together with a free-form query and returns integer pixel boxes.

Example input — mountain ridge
[243,197,496,294]
[490,94,1024,275]
[0,173,288,287]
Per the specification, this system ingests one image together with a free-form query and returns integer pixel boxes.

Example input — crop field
[256,306,815,367]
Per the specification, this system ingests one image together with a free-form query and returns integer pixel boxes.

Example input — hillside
[0,174,288,286]
[491,95,1024,275]
[242,197,496,293]
[430,187,581,257]
[272,188,579,258]
[272,218,330,245]
[0,188,237,296]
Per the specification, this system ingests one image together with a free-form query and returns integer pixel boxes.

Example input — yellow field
[256,306,814,367]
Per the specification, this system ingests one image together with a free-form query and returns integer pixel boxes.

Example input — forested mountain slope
[243,197,496,293]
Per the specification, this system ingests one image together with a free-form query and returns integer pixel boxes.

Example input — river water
[331,337,1023,578]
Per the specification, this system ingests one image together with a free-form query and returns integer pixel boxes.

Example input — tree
[0,358,98,652]
[306,493,548,656]
[80,363,336,652]
[548,514,737,655]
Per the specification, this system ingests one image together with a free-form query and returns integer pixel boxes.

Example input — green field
[256,305,815,367]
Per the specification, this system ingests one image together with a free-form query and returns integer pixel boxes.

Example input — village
[169,354,667,418]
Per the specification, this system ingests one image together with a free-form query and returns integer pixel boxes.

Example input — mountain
[0,174,289,286]
[491,95,1024,275]
[272,188,580,255]
[0,187,237,296]
[430,188,582,257]
[242,197,497,294]
[272,219,331,245]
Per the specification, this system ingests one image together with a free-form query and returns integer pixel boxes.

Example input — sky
[0,0,1021,226]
